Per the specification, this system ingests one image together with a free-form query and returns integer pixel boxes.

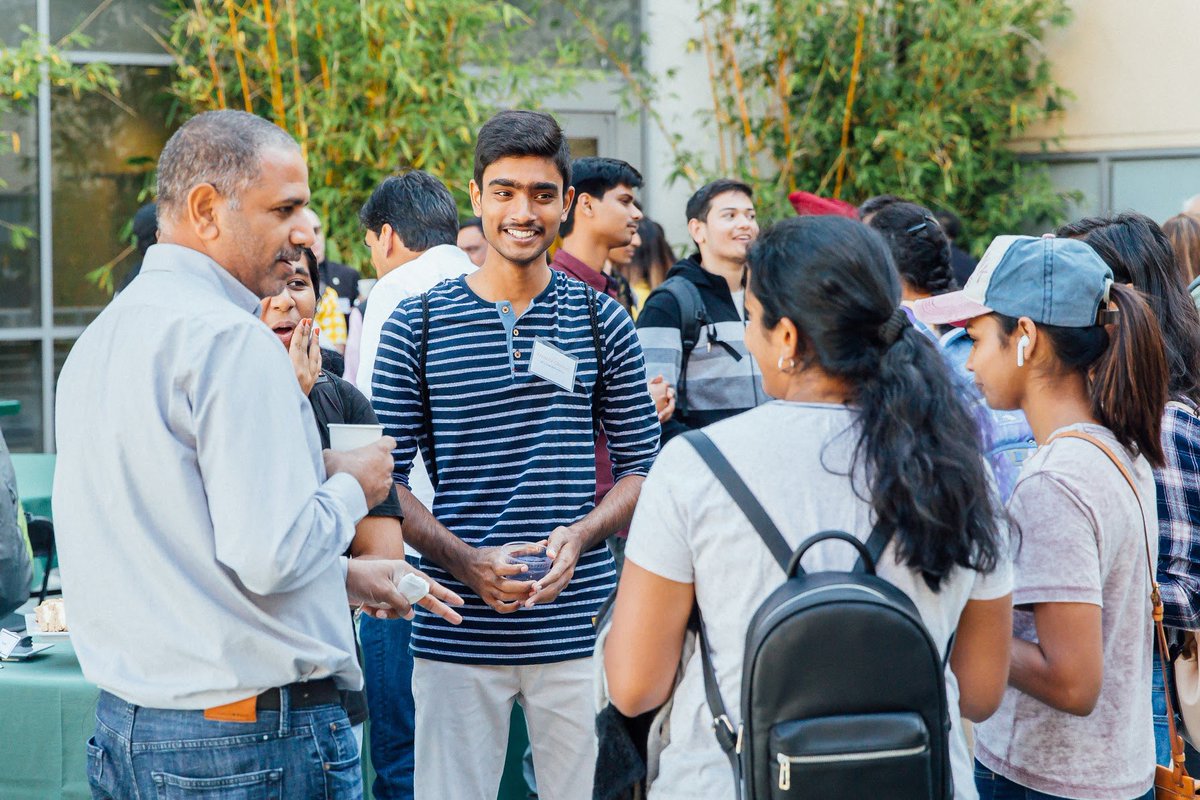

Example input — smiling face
[209,146,314,298]
[581,183,643,249]
[259,260,318,351]
[469,156,574,268]
[691,190,758,266]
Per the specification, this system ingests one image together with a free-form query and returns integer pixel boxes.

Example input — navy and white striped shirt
[372,270,660,664]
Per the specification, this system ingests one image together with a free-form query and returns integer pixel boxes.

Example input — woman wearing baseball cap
[915,235,1168,800]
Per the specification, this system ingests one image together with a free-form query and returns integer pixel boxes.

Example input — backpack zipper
[776,745,929,790]
[758,583,890,633]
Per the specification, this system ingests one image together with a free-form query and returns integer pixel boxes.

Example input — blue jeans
[87,688,361,799]
[359,581,416,800]
[1153,648,1200,771]
[974,761,1152,800]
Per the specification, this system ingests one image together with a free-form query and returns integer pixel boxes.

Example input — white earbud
[1017,334,1030,367]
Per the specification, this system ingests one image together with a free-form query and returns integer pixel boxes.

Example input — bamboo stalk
[283,0,307,154]
[260,0,287,126]
[191,0,227,108]
[223,0,254,112]
[698,8,729,173]
[719,3,760,180]
[834,7,867,199]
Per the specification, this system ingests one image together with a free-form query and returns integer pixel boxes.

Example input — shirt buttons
[514,351,523,359]
[513,328,520,336]
[501,305,511,314]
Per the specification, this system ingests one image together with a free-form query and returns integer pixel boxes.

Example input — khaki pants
[412,656,596,800]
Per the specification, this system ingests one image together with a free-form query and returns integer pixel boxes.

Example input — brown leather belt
[255,677,341,711]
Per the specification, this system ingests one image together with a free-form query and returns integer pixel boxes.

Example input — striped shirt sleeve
[370,300,424,490]
[597,294,660,481]
[635,290,684,387]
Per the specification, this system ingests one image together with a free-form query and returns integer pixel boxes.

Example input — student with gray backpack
[603,215,1013,799]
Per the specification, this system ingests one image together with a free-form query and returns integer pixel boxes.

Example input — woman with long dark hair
[1057,212,1200,774]
[916,235,1167,800]
[605,216,1012,798]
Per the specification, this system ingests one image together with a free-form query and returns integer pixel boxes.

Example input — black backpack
[645,276,730,417]
[685,430,954,800]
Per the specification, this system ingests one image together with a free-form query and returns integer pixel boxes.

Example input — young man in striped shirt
[370,110,660,800]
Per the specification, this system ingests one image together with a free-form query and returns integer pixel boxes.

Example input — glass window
[1047,160,1102,223]
[0,108,40,329]
[568,137,599,158]
[1111,157,1200,225]
[50,0,169,55]
[0,0,36,47]
[0,340,42,453]
[51,65,176,327]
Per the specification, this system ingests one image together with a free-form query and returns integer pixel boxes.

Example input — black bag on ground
[684,430,954,800]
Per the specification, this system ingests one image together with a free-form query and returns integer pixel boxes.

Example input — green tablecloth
[11,453,54,520]
[0,400,20,416]
[0,640,533,799]
[0,641,97,800]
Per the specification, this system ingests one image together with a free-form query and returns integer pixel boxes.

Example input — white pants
[412,657,596,800]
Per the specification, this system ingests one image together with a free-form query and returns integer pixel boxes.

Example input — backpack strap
[418,292,438,489]
[587,286,605,436]
[653,277,707,417]
[683,429,791,572]
[696,611,743,797]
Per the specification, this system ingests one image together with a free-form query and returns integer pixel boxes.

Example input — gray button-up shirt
[54,244,367,710]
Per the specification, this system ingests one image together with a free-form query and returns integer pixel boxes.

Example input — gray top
[53,244,368,710]
[0,428,31,616]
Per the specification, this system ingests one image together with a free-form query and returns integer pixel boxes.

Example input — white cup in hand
[328,423,384,451]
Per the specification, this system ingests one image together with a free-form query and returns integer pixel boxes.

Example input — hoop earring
[777,356,797,373]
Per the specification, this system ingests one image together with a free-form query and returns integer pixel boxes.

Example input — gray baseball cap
[913,235,1114,328]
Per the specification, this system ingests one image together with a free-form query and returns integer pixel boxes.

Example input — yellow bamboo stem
[719,5,760,180]
[699,9,729,173]
[260,0,287,127]
[283,0,307,154]
[834,8,867,199]
[223,0,254,112]
[193,0,227,108]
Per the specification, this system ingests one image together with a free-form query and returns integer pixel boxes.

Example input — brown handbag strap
[1046,430,1189,772]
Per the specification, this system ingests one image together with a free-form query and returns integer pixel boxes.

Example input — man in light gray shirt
[54,110,426,800]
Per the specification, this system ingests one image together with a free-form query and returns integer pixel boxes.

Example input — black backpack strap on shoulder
[418,292,438,489]
[587,286,604,433]
[696,609,743,798]
[656,277,706,417]
[683,429,791,573]
[860,524,893,574]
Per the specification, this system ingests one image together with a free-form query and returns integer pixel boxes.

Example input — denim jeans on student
[974,760,1153,800]
[359,560,418,800]
[1153,649,1200,772]
[87,688,361,799]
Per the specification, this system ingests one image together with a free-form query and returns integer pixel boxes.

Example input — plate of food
[25,598,69,639]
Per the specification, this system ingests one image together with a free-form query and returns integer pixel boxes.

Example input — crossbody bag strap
[682,429,791,572]
[1046,430,1188,774]
[419,292,438,489]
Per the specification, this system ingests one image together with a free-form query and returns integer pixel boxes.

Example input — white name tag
[0,628,22,659]
[529,338,579,392]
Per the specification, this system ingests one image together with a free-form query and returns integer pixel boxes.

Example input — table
[0,641,97,800]
[11,453,54,520]
[0,400,20,416]
[0,641,534,799]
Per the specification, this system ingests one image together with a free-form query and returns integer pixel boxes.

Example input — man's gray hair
[1184,194,1200,215]
[156,110,298,225]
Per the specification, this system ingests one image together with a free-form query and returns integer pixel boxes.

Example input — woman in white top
[914,235,1167,800]
[606,215,1014,799]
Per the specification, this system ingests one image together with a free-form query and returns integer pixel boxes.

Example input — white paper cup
[327,423,384,451]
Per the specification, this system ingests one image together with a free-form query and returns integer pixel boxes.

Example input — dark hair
[358,170,459,251]
[132,202,158,258]
[473,109,571,189]
[995,282,1168,466]
[459,216,483,232]
[857,193,904,221]
[748,216,1004,590]
[685,178,754,224]
[934,209,962,240]
[1056,212,1200,404]
[628,217,674,288]
[866,201,957,296]
[560,157,643,236]
[302,247,321,295]
[1163,213,1200,284]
